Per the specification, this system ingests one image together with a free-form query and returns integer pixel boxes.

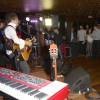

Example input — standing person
[86,28,93,57]
[77,25,86,56]
[52,27,62,75]
[4,13,32,74]
[52,27,62,59]
[92,24,100,58]
[69,27,77,57]
[0,20,5,53]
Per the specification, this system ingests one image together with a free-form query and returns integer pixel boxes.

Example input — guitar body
[13,44,32,61]
[13,37,36,61]
[21,47,32,61]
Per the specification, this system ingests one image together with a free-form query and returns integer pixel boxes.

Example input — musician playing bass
[4,12,32,74]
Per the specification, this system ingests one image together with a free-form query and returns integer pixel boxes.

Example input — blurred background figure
[0,20,5,53]
[77,25,86,56]
[92,24,100,58]
[86,25,93,57]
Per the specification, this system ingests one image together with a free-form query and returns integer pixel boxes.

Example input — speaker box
[64,67,90,93]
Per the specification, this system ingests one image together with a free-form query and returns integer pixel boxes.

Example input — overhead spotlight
[26,17,30,22]
[39,17,43,21]
[44,17,52,27]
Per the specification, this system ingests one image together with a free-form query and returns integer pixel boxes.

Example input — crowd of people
[76,24,100,58]
[0,12,100,100]
[0,13,100,80]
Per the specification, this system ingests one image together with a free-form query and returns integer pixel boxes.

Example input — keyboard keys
[28,90,39,96]
[10,83,22,88]
[0,77,10,83]
[0,68,53,100]
[34,92,47,99]
[5,81,15,85]
[21,87,33,93]
[16,85,27,90]
[2,79,11,83]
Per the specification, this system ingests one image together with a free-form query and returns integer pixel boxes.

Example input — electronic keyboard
[0,67,69,100]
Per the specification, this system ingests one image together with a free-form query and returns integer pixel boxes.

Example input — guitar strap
[7,25,16,29]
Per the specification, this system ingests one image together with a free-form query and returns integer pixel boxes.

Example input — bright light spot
[39,17,43,21]
[30,19,38,23]
[41,0,54,10]
[44,18,52,27]
[26,17,30,22]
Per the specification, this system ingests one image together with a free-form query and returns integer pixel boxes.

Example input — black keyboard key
[0,77,4,81]
[28,90,39,96]
[0,77,7,81]
[21,87,33,93]
[0,77,9,83]
[5,81,15,85]
[16,85,27,90]
[10,83,22,88]
[34,92,47,99]
[2,79,11,83]
[4,80,13,84]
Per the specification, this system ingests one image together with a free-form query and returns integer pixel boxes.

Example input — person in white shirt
[91,25,100,57]
[86,28,93,57]
[77,25,86,55]
[4,13,32,74]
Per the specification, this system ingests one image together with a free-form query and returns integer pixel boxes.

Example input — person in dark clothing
[4,12,32,73]
[52,27,62,59]
[0,20,5,53]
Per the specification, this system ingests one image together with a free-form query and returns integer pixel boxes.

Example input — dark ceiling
[0,0,100,18]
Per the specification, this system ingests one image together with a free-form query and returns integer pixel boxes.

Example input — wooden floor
[30,56,100,93]
[0,52,100,93]
[71,56,100,92]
